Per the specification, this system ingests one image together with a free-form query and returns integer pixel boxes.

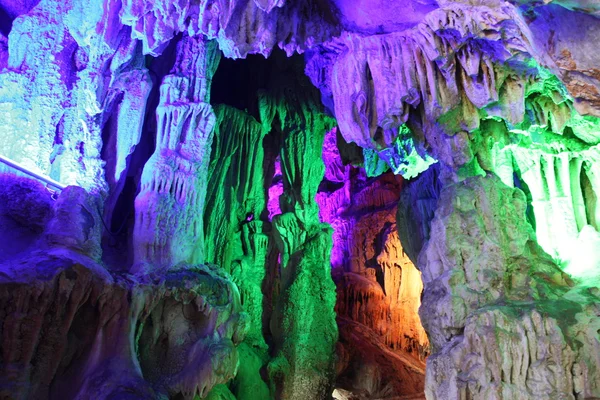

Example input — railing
[0,154,66,191]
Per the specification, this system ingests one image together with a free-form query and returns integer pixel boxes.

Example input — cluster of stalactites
[120,0,339,58]
[307,3,555,179]
[491,141,600,278]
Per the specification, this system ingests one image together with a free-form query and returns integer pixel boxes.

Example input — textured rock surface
[269,104,337,400]
[0,174,247,400]
[120,0,340,58]
[307,3,535,162]
[521,3,600,117]
[406,172,600,399]
[133,35,219,270]
[202,53,339,399]
[2,0,600,399]
[316,129,429,398]
[204,104,271,400]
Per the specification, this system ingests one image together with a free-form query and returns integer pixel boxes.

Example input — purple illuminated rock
[119,0,339,58]
[0,174,247,400]
[133,35,220,271]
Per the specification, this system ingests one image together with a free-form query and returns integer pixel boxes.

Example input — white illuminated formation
[132,36,220,271]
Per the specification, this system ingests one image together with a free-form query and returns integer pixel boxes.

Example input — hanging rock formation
[120,0,340,58]
[307,1,600,398]
[2,0,600,399]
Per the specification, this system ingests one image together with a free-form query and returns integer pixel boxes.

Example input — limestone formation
[419,175,600,399]
[120,0,340,58]
[0,174,247,400]
[133,36,220,270]
[204,104,271,399]
[202,53,340,399]
[2,0,600,399]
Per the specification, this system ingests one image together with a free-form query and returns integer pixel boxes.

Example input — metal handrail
[0,154,66,190]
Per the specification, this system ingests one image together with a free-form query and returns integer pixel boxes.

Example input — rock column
[269,111,338,399]
[133,35,220,271]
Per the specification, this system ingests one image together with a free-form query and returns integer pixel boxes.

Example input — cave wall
[1,0,600,399]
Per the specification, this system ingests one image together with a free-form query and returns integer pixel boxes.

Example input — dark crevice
[99,36,181,270]
[581,166,598,230]
[211,53,272,120]
[513,171,536,230]
[0,6,12,37]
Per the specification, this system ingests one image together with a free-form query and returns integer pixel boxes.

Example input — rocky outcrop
[418,175,600,399]
[0,175,247,400]
[306,3,535,171]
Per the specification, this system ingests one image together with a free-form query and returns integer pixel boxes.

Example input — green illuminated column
[269,104,338,399]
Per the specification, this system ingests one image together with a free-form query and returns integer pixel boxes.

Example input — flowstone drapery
[419,175,600,399]
[269,106,337,400]
[203,53,339,399]
[133,36,220,270]
[306,2,600,397]
[3,0,600,399]
[204,104,271,400]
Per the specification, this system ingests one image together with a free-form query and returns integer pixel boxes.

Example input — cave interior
[0,0,600,399]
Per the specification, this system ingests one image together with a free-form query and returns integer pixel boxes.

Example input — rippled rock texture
[0,176,247,400]
[2,0,600,399]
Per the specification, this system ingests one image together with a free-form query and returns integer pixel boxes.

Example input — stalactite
[120,0,339,58]
[308,3,533,151]
[487,142,600,278]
